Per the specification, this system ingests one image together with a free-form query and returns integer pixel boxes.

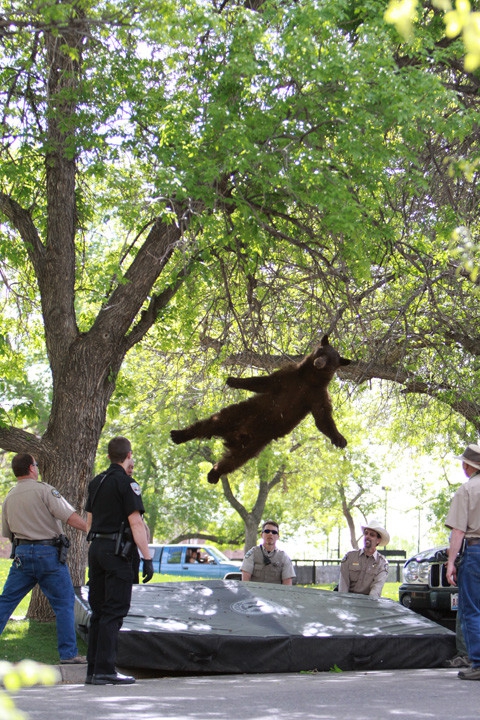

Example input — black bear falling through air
[170,335,351,484]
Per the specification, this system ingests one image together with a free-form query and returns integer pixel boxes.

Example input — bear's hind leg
[207,438,268,484]
[207,467,222,484]
[207,441,250,484]
[207,453,243,484]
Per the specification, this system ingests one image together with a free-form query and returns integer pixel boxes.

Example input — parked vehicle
[147,544,242,579]
[398,545,457,630]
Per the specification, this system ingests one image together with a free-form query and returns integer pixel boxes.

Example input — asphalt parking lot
[11,667,480,720]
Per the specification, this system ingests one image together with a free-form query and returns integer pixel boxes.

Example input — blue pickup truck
[148,544,242,579]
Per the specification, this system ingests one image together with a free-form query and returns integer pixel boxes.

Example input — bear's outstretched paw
[207,468,221,484]
[225,376,241,388]
[332,435,347,449]
[170,429,186,445]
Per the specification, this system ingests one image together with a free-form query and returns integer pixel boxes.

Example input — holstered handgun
[114,521,133,560]
[10,537,19,559]
[56,534,70,564]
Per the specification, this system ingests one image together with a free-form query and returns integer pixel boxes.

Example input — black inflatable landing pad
[74,580,456,674]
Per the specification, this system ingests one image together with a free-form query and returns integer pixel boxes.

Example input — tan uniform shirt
[445,472,480,538]
[2,479,75,541]
[338,549,389,598]
[241,545,296,584]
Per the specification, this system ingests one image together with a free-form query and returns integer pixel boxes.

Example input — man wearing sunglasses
[241,520,295,585]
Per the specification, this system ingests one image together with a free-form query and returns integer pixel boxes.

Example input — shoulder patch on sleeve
[130,482,141,496]
[51,489,62,498]
[244,547,255,559]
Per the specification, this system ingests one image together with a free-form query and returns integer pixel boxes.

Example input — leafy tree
[385,0,480,71]
[0,0,479,622]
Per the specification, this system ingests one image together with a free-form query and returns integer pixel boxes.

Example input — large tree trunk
[26,588,55,623]
[243,515,264,554]
[25,346,118,617]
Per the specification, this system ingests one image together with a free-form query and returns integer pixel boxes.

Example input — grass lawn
[0,558,401,665]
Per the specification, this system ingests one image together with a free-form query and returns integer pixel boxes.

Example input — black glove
[142,558,154,584]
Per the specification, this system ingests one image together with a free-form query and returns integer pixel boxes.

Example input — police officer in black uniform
[85,436,154,685]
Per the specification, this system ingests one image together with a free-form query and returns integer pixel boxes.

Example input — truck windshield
[206,547,230,562]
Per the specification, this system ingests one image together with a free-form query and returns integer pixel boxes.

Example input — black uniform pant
[87,538,133,676]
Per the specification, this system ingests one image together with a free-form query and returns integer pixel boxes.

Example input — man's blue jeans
[458,543,480,668]
[0,544,79,661]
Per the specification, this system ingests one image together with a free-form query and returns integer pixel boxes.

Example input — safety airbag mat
[74,580,456,674]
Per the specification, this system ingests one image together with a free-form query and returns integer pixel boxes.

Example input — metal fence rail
[292,556,406,584]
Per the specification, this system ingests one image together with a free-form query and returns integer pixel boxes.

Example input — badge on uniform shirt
[130,482,141,496]
[51,489,62,498]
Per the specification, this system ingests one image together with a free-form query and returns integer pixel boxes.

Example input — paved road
[11,668,480,720]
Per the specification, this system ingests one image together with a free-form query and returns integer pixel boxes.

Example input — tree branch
[125,252,197,350]
[91,201,202,347]
[170,531,243,545]
[0,426,44,456]
[0,194,44,262]
[200,337,480,429]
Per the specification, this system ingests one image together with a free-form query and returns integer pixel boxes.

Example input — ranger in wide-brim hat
[338,519,390,599]
[455,444,480,471]
[360,519,390,547]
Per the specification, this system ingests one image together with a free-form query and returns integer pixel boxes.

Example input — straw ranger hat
[454,444,480,471]
[361,519,390,546]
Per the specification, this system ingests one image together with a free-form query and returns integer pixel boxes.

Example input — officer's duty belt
[16,539,58,546]
[90,532,120,540]
[467,538,480,546]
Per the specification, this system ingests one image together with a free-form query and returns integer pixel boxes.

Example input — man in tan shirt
[0,452,87,663]
[446,443,480,681]
[338,520,390,598]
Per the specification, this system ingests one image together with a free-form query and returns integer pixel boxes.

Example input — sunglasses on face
[263,529,278,535]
